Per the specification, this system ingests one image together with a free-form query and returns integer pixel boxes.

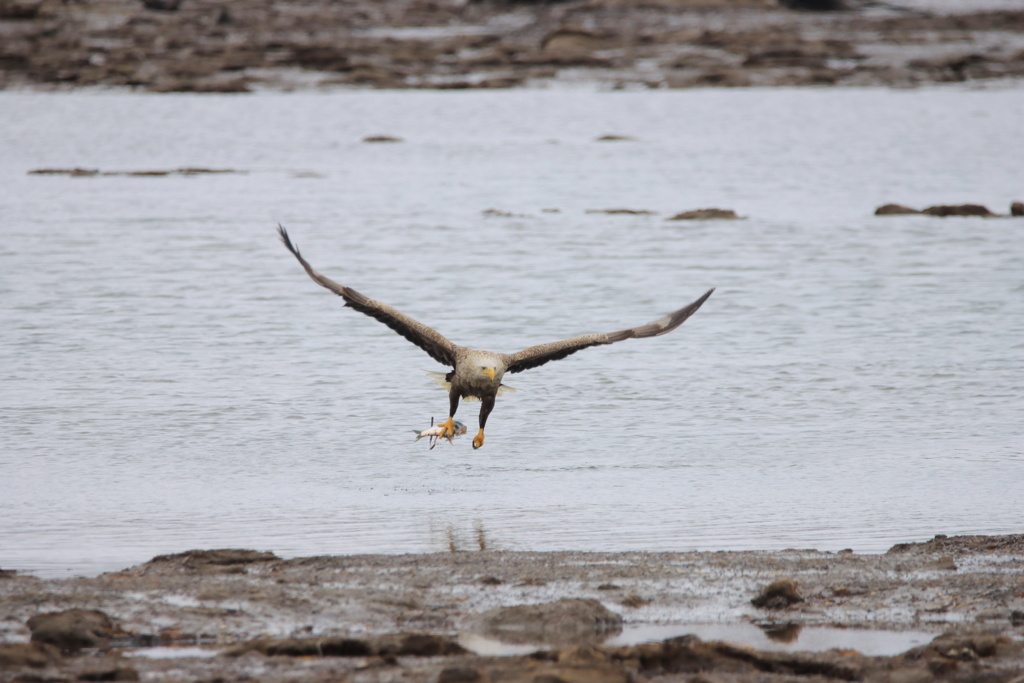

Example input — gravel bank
[2,0,1024,91]
[2,534,1022,681]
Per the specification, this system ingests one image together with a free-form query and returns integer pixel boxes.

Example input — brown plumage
[278,226,713,449]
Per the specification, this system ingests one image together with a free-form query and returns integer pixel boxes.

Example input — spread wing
[504,288,714,374]
[278,225,458,367]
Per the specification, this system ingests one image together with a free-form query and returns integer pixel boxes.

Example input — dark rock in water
[668,208,742,221]
[875,203,921,215]
[921,204,997,217]
[79,666,139,681]
[586,208,656,215]
[174,167,242,176]
[608,635,863,679]
[476,598,623,646]
[375,633,467,657]
[437,667,486,683]
[0,641,62,668]
[751,578,804,609]
[224,632,465,658]
[1010,201,1023,216]
[0,0,41,20]
[27,609,123,653]
[363,135,404,143]
[28,167,100,177]
[595,134,635,142]
[147,548,278,573]
[778,0,847,10]
[225,636,374,658]
[760,622,802,643]
[141,0,182,11]
[482,208,528,218]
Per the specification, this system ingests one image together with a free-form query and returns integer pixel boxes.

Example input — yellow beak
[482,367,496,381]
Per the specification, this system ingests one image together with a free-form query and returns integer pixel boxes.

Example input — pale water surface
[1,87,1022,578]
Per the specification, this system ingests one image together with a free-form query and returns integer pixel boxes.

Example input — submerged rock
[921,204,997,217]
[224,632,466,658]
[586,208,656,215]
[875,203,921,215]
[778,0,847,9]
[225,636,374,658]
[28,167,100,177]
[667,208,742,221]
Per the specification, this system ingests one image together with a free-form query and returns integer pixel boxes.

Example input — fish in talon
[414,418,467,447]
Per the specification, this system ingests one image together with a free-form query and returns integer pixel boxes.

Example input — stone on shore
[475,598,623,646]
[0,641,62,669]
[751,578,804,609]
[146,548,278,574]
[26,609,124,653]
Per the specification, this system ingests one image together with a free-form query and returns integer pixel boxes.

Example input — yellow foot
[437,417,456,440]
[472,428,485,450]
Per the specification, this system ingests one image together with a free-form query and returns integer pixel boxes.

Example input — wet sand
[1,0,1024,91]
[2,534,1022,681]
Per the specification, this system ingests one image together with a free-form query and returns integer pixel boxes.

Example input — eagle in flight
[278,226,713,449]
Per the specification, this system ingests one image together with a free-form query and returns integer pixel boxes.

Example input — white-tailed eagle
[278,226,713,449]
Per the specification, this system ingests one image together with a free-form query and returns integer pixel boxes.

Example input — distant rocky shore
[2,534,1023,682]
[2,0,1024,92]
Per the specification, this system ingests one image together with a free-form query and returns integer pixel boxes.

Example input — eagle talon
[437,417,456,440]
[472,429,485,450]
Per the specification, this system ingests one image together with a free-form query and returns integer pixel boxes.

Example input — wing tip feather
[277,224,301,259]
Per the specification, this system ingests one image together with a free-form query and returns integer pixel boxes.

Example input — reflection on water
[608,623,936,657]
[462,623,936,658]
[127,646,218,660]
[1,88,1022,577]
[760,622,804,644]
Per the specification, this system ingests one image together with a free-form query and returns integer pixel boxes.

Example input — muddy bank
[1,534,1023,681]
[1,0,1024,91]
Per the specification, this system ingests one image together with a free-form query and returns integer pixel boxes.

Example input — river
[1,86,1021,577]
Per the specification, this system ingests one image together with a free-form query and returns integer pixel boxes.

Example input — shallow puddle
[612,623,936,656]
[126,646,219,659]
[461,623,937,658]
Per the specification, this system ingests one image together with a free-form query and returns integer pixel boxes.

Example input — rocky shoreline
[2,0,1024,92]
[2,534,1022,681]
